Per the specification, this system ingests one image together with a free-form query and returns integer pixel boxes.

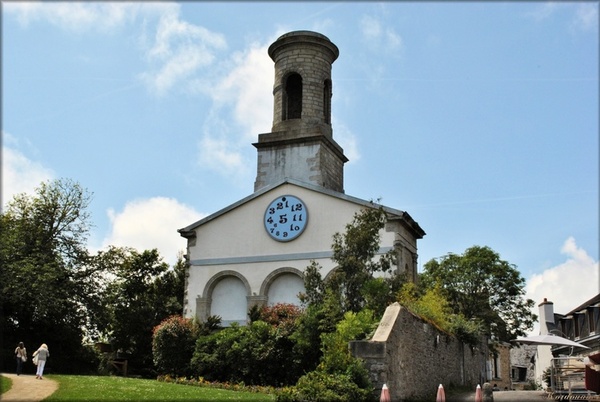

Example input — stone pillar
[248,295,268,310]
[196,297,210,322]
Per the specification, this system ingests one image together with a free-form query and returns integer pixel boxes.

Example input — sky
[2,2,599,330]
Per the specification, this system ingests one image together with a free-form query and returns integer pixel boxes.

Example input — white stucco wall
[182,182,409,322]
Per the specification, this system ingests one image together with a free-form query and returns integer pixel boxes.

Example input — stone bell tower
[253,31,348,193]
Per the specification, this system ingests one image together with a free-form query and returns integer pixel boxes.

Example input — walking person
[33,343,50,379]
[14,342,27,375]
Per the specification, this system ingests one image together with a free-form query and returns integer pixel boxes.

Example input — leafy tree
[0,179,99,373]
[420,245,536,342]
[94,247,185,376]
[329,205,398,314]
[292,205,407,377]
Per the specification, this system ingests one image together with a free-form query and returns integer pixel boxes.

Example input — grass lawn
[44,375,276,401]
[1,375,13,394]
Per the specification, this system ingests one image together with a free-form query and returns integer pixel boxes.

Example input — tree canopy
[302,205,402,317]
[1,178,185,375]
[0,179,97,372]
[420,245,536,342]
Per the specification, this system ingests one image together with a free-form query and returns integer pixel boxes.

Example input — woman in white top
[33,343,50,379]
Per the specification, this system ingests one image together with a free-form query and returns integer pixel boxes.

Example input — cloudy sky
[3,2,598,327]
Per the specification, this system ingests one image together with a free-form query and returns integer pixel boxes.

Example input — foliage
[0,178,100,373]
[256,303,302,334]
[328,205,399,314]
[285,205,401,398]
[158,374,278,395]
[398,282,482,346]
[318,310,377,375]
[198,315,222,336]
[152,315,198,377]
[93,247,185,377]
[278,371,372,402]
[44,375,275,401]
[280,311,375,402]
[420,246,536,342]
[192,320,303,386]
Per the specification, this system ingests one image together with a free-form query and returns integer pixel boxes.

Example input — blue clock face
[264,195,308,241]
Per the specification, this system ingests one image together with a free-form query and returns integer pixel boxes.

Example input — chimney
[538,298,555,335]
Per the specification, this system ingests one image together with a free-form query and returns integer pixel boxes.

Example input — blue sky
[2,2,598,324]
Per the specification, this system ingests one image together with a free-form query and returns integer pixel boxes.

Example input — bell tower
[253,31,348,193]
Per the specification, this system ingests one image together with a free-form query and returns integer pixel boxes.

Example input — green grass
[44,375,276,401]
[1,375,13,394]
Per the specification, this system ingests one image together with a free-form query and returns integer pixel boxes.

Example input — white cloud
[359,15,402,51]
[525,237,599,334]
[572,3,598,32]
[4,2,227,97]
[139,10,227,96]
[101,197,204,266]
[218,44,274,139]
[197,134,248,180]
[4,2,143,32]
[2,137,54,207]
[193,38,274,183]
[332,118,360,164]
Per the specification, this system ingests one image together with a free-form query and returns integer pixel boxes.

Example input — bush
[278,371,372,402]
[152,315,198,377]
[191,320,304,386]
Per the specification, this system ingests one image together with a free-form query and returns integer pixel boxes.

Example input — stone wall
[351,303,489,401]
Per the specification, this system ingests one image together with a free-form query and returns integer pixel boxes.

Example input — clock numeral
[268,207,275,215]
[291,203,303,212]
[279,214,288,224]
[290,224,300,232]
[276,200,290,210]
[293,214,303,222]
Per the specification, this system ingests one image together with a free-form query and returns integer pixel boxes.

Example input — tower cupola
[253,31,348,193]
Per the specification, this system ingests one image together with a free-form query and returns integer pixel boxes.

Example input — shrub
[258,303,302,334]
[192,320,304,386]
[152,315,198,377]
[279,371,372,402]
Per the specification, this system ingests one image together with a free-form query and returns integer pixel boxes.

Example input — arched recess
[203,271,251,326]
[260,267,304,306]
[282,73,302,120]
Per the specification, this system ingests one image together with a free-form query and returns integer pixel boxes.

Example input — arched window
[283,73,302,120]
[323,79,332,124]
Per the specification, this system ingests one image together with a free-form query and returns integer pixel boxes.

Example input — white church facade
[179,31,425,325]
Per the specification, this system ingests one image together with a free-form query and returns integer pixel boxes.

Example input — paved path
[0,373,58,401]
[452,390,548,401]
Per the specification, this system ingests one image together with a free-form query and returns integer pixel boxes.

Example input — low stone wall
[350,303,489,401]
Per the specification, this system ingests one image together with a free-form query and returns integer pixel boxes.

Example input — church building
[179,31,425,325]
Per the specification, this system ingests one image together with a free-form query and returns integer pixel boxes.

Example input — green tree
[289,205,404,395]
[95,247,185,376]
[420,245,536,342]
[0,179,99,373]
[329,205,398,314]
